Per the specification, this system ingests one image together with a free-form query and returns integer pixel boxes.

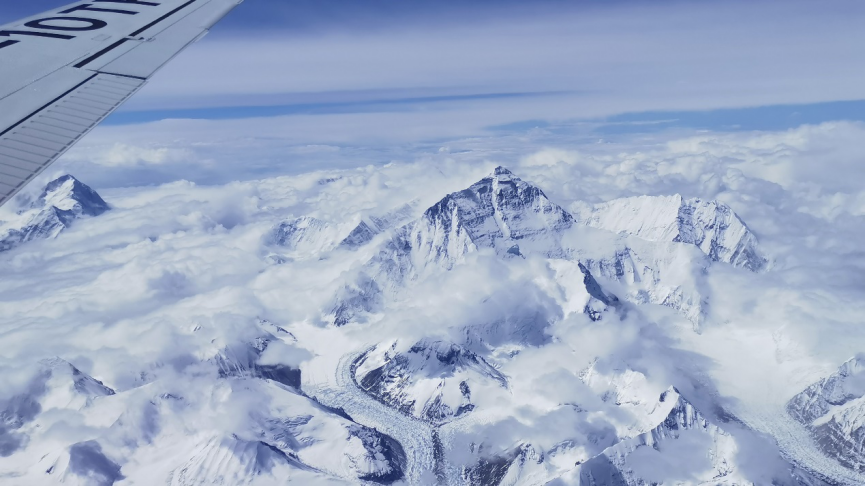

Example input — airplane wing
[0,0,243,208]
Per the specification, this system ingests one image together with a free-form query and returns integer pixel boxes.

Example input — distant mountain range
[0,169,856,485]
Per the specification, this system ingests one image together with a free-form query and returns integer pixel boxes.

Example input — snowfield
[2,131,865,486]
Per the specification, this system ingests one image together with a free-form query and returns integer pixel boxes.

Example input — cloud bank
[1,120,864,483]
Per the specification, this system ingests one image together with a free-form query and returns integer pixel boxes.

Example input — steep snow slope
[576,194,767,272]
[570,230,708,328]
[339,202,419,250]
[265,216,342,261]
[0,358,115,458]
[0,175,109,252]
[372,166,574,280]
[788,356,865,472]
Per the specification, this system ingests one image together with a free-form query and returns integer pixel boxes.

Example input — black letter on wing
[94,0,162,6]
[60,4,140,15]
[24,17,109,31]
[0,30,76,40]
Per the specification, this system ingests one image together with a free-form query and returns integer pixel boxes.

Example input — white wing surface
[0,0,243,208]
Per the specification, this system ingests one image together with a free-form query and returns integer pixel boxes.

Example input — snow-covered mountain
[576,194,767,272]
[4,164,851,486]
[0,358,115,466]
[577,387,819,486]
[570,193,768,329]
[788,356,865,473]
[375,166,574,274]
[354,339,508,424]
[578,238,708,328]
[339,202,418,250]
[0,175,109,252]
[328,167,607,326]
[327,169,768,331]
[1,329,408,485]
[441,379,824,486]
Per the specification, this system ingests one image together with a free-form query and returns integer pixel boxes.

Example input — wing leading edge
[0,0,243,208]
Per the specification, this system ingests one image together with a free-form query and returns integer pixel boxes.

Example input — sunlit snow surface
[1,125,865,485]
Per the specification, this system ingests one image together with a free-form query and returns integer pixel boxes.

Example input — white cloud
[2,121,865,483]
[64,142,196,168]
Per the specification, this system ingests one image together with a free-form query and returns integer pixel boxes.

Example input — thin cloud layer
[115,0,865,119]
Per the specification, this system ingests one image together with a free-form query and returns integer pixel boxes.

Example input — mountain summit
[384,166,575,274]
[577,194,767,271]
[329,167,585,325]
[0,175,108,252]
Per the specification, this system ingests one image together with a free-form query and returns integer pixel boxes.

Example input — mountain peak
[1,175,109,253]
[416,167,574,261]
[38,175,110,219]
[492,166,515,178]
[577,194,767,271]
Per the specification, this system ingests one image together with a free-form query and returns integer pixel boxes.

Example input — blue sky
[5,0,865,135]
[6,0,865,189]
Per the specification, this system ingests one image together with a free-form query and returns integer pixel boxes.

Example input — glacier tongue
[577,194,767,272]
[788,355,865,472]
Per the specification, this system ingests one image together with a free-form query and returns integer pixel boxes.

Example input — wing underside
[0,0,242,208]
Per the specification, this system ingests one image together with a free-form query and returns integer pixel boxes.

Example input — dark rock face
[349,424,407,484]
[463,451,518,486]
[66,441,124,486]
[579,262,621,321]
[788,356,865,472]
[0,175,109,252]
[330,275,383,327]
[340,220,379,249]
